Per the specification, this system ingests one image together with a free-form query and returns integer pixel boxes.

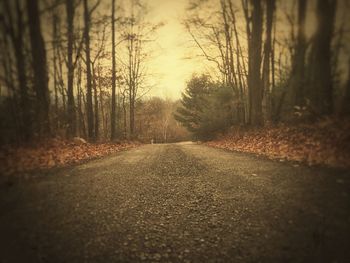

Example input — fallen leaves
[0,138,140,176]
[206,118,350,169]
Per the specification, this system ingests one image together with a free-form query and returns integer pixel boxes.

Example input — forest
[0,0,190,145]
[1,1,350,262]
[0,0,350,171]
[175,0,349,137]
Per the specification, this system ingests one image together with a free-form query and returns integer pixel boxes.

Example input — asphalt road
[0,142,349,263]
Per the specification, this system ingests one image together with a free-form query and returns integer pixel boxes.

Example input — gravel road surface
[1,142,349,262]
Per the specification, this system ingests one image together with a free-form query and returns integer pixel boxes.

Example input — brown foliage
[207,118,350,169]
[0,139,139,176]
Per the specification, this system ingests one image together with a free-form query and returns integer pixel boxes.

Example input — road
[0,142,349,262]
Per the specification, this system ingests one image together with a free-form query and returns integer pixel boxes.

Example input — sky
[142,0,200,99]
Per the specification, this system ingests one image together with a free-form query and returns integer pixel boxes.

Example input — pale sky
[143,0,199,99]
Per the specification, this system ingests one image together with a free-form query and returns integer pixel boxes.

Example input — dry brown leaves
[0,138,140,176]
[207,118,350,169]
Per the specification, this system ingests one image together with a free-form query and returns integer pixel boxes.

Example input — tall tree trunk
[248,0,263,125]
[128,33,135,136]
[340,58,350,116]
[310,0,337,116]
[291,0,307,108]
[52,13,59,130]
[66,0,76,137]
[111,0,117,140]
[26,0,51,137]
[77,62,87,138]
[83,0,95,140]
[56,39,66,119]
[262,0,275,121]
[122,92,127,139]
[98,65,106,138]
[129,88,135,136]
[271,20,277,121]
[92,65,99,139]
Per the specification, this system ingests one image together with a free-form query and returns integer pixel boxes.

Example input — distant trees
[137,97,190,143]
[118,1,161,137]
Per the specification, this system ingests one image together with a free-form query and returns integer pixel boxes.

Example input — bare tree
[262,0,275,120]
[83,0,100,140]
[247,0,263,125]
[1,0,32,140]
[111,0,117,140]
[309,0,337,116]
[26,0,51,136]
[119,1,160,137]
[341,58,350,116]
[66,0,77,137]
[91,20,107,140]
[292,0,307,106]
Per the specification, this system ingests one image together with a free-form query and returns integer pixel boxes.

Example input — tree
[262,0,275,120]
[91,20,108,140]
[174,74,233,140]
[111,0,117,140]
[123,6,140,137]
[228,0,247,123]
[135,98,190,143]
[66,0,76,137]
[2,0,32,141]
[26,0,51,137]
[51,7,59,130]
[174,75,211,135]
[309,0,337,116]
[247,0,263,125]
[340,58,350,116]
[184,1,247,124]
[292,0,307,108]
[119,1,161,137]
[83,0,100,140]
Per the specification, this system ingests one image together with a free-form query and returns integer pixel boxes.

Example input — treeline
[176,0,350,139]
[135,98,189,143]
[0,0,163,145]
